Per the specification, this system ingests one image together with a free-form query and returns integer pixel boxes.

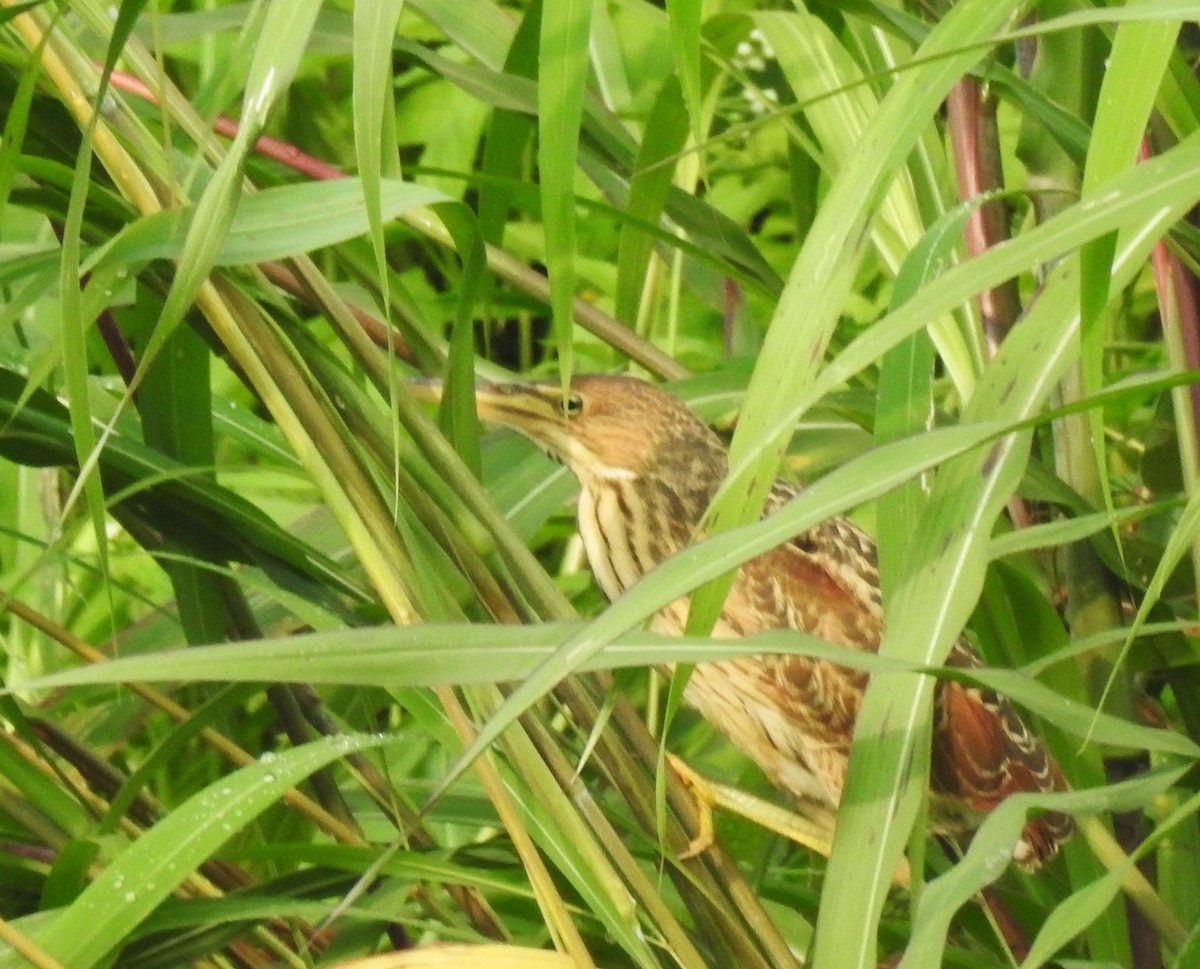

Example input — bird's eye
[564,392,584,416]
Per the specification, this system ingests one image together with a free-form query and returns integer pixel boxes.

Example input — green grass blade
[615,75,691,328]
[538,0,592,382]
[132,0,322,388]
[352,0,406,302]
[9,735,396,969]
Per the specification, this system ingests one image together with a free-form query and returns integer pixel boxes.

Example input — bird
[461,373,1072,871]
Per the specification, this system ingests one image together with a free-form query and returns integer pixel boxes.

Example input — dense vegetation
[2,1,1199,967]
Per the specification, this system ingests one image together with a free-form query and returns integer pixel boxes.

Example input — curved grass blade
[0,734,397,969]
[15,624,1199,762]
[900,766,1190,968]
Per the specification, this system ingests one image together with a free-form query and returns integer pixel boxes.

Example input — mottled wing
[712,485,885,799]
[749,480,885,643]
[731,480,1071,865]
[932,640,1073,866]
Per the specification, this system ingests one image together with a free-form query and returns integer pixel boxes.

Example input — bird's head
[472,376,722,486]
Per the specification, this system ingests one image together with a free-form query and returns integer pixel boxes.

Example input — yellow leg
[668,754,715,860]
[667,754,910,887]
[668,754,834,857]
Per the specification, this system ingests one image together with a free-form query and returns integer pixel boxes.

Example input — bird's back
[583,447,1071,868]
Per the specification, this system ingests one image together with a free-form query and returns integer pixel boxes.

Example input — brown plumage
[472,374,1072,869]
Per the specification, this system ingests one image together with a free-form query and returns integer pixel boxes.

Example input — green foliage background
[1,1,1200,968]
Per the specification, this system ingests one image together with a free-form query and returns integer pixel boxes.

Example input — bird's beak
[405,377,555,429]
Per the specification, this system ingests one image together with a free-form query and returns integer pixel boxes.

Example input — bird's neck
[576,464,722,602]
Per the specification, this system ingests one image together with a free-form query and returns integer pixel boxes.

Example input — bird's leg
[668,754,833,857]
[667,755,911,885]
[668,755,911,885]
[666,754,718,859]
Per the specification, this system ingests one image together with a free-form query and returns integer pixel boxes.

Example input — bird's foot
[666,754,717,859]
[667,753,832,858]
[666,754,910,887]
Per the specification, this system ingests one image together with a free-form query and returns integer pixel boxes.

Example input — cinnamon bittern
[465,374,1072,870]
